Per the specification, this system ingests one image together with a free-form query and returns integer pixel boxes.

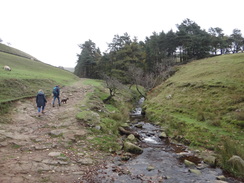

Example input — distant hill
[58,66,74,73]
[64,67,74,72]
[0,43,79,103]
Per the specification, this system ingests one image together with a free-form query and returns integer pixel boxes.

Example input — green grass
[0,49,79,103]
[76,78,139,153]
[145,53,244,177]
[83,78,103,87]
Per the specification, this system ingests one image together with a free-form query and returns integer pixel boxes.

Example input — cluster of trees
[74,19,244,90]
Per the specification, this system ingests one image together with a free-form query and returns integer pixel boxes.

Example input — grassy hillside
[0,45,79,103]
[145,53,244,177]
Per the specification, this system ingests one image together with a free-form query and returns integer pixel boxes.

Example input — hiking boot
[59,103,61,106]
[53,104,55,107]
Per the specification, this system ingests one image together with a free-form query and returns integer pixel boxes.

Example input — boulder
[203,155,216,167]
[216,175,226,181]
[159,132,167,138]
[184,159,195,167]
[147,165,155,171]
[123,142,143,154]
[127,134,136,141]
[189,169,201,175]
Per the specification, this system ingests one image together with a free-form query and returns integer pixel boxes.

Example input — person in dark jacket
[36,89,47,117]
[52,85,61,107]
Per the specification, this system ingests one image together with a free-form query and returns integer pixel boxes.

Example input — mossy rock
[123,142,143,154]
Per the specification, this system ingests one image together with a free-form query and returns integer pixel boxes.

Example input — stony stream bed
[81,98,243,183]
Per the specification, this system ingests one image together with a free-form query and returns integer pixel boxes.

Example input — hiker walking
[52,85,61,107]
[36,89,47,117]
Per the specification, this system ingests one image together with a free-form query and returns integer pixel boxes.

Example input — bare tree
[127,65,146,98]
[102,74,126,103]
[127,63,175,99]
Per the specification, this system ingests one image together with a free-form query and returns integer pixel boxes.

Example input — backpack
[52,87,57,95]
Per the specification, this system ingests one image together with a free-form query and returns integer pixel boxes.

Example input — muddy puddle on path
[81,99,242,183]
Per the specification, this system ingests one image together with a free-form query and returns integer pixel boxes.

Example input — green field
[0,44,79,103]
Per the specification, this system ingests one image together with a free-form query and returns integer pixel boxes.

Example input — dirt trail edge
[0,79,107,183]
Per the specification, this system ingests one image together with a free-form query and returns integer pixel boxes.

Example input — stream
[82,98,243,183]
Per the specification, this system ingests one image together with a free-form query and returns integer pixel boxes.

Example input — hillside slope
[0,43,37,60]
[0,44,79,103]
[145,53,244,176]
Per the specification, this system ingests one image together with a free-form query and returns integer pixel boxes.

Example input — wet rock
[147,165,155,171]
[159,132,167,138]
[184,159,195,167]
[121,123,130,128]
[127,134,136,141]
[189,169,201,175]
[216,175,226,180]
[203,155,216,167]
[196,163,208,170]
[119,127,140,138]
[134,124,143,128]
[227,155,244,174]
[123,142,143,154]
[121,152,132,161]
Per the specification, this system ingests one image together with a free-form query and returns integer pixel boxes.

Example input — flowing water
[83,98,243,183]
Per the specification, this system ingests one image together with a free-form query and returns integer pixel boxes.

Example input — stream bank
[81,98,243,183]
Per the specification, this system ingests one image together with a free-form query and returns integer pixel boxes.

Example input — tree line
[74,19,243,92]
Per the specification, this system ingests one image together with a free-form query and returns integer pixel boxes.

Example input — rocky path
[0,79,106,183]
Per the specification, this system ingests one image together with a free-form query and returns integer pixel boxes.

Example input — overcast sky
[1,0,243,68]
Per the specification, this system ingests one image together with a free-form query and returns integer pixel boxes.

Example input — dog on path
[61,98,69,104]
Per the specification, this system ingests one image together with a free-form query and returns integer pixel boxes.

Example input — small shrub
[0,102,11,115]
[109,113,122,121]
[100,118,119,135]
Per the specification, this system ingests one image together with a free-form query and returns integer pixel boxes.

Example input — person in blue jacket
[52,85,61,107]
[36,89,47,117]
